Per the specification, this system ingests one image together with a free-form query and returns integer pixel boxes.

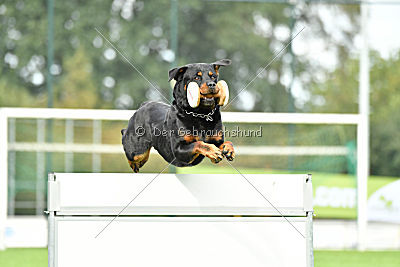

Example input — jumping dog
[121,59,235,172]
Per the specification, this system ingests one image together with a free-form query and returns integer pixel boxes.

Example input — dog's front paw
[194,141,224,164]
[204,145,224,164]
[220,141,235,161]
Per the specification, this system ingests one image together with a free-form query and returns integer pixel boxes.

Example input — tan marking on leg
[205,133,223,143]
[183,135,199,143]
[188,153,200,164]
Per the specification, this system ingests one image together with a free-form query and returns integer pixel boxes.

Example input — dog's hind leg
[122,124,152,173]
[128,148,151,173]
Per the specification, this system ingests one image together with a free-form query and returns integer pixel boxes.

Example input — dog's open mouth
[200,97,216,107]
[200,91,220,107]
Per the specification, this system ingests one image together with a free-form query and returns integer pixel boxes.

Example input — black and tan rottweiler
[121,59,235,172]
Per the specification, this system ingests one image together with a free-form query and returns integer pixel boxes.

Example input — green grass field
[0,248,399,267]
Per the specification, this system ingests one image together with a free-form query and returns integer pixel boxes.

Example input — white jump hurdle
[47,173,314,267]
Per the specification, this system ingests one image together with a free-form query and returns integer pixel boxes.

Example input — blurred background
[0,0,399,266]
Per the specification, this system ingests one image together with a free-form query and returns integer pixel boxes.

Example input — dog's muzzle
[187,80,229,108]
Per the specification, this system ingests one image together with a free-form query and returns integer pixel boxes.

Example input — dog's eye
[194,77,200,80]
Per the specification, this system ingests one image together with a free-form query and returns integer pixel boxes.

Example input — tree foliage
[1,0,358,111]
[55,47,99,108]
[307,51,400,176]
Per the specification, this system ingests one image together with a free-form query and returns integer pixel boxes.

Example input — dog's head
[168,59,231,110]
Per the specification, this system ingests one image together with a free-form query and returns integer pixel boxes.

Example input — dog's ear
[212,59,231,73]
[168,66,188,82]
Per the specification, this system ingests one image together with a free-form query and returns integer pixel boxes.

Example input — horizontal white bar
[53,173,308,215]
[56,207,307,216]
[8,143,349,156]
[236,146,349,156]
[0,108,360,125]
[0,108,133,121]
[9,143,124,154]
[55,216,307,222]
[222,112,360,125]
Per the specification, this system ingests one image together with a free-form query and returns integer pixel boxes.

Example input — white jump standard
[47,173,314,267]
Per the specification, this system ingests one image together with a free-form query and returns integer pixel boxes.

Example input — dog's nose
[207,81,216,88]
[207,81,217,92]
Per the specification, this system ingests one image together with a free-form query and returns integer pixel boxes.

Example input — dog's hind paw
[128,160,140,173]
[132,165,140,173]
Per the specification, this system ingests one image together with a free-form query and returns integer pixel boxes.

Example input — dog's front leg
[175,141,224,164]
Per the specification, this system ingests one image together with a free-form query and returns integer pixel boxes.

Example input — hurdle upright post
[47,173,56,267]
[0,109,8,250]
[357,1,370,251]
